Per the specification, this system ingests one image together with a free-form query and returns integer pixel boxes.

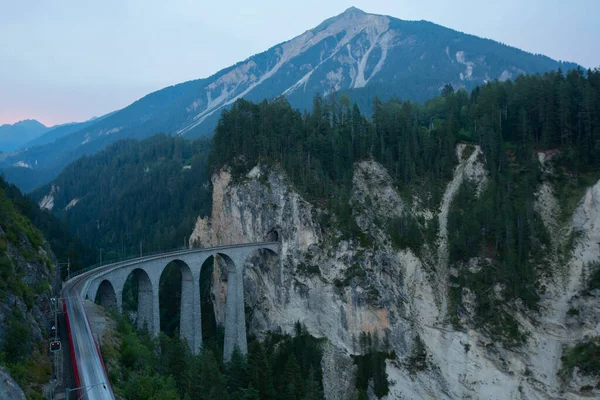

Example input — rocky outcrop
[192,146,600,399]
[0,211,56,397]
[38,184,58,211]
[0,367,26,400]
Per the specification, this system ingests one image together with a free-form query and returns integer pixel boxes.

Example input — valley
[0,5,598,400]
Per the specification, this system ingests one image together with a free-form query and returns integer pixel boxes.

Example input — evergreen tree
[302,366,324,400]
[283,353,304,399]
[248,341,275,400]
[227,347,249,393]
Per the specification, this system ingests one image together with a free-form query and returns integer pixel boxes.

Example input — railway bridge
[66,241,279,361]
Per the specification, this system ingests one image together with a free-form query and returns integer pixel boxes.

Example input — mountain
[30,134,212,261]
[38,69,600,398]
[20,113,113,150]
[0,176,57,397]
[0,120,48,152]
[0,7,580,192]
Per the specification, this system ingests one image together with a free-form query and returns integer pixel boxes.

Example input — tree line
[106,318,325,400]
[210,68,600,342]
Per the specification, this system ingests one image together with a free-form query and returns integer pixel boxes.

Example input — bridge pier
[81,243,279,361]
[115,287,123,313]
[223,254,249,361]
[180,268,202,354]
[138,273,157,335]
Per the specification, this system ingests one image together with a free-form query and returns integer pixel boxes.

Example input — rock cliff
[0,189,57,397]
[0,367,26,400]
[190,145,600,399]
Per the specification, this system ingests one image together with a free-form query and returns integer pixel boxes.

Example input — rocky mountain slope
[190,148,600,399]
[30,66,599,399]
[0,7,577,192]
[21,114,108,150]
[0,177,58,397]
[30,135,212,261]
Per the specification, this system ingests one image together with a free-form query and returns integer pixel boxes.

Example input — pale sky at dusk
[1,0,598,126]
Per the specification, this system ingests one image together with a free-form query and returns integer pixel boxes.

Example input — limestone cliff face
[190,147,600,400]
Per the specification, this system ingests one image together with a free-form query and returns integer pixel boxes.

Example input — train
[63,293,116,399]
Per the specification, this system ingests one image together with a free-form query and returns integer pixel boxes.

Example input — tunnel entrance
[266,228,279,242]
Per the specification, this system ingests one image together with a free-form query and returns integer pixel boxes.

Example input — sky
[0,0,598,127]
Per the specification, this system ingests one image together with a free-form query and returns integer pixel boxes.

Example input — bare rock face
[321,341,358,400]
[0,215,56,397]
[0,368,26,400]
[193,146,600,399]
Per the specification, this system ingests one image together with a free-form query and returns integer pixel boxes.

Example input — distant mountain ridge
[0,7,580,192]
[20,113,114,150]
[0,119,48,152]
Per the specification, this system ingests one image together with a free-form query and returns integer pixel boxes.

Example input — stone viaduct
[80,242,279,360]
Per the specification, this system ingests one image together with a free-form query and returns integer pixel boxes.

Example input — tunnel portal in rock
[266,228,280,242]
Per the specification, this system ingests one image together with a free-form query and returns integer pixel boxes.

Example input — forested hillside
[0,7,579,194]
[0,178,93,275]
[0,176,56,397]
[0,120,49,152]
[32,67,600,398]
[210,67,600,342]
[103,318,325,400]
[31,135,212,266]
[39,67,600,338]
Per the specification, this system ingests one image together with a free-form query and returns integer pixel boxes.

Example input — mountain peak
[16,119,46,128]
[0,119,49,152]
[343,6,366,15]
[0,119,46,129]
[314,6,378,34]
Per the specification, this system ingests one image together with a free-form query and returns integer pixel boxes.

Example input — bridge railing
[66,246,185,281]
[66,241,280,281]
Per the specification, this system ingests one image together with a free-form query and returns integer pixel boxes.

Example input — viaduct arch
[82,242,279,360]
